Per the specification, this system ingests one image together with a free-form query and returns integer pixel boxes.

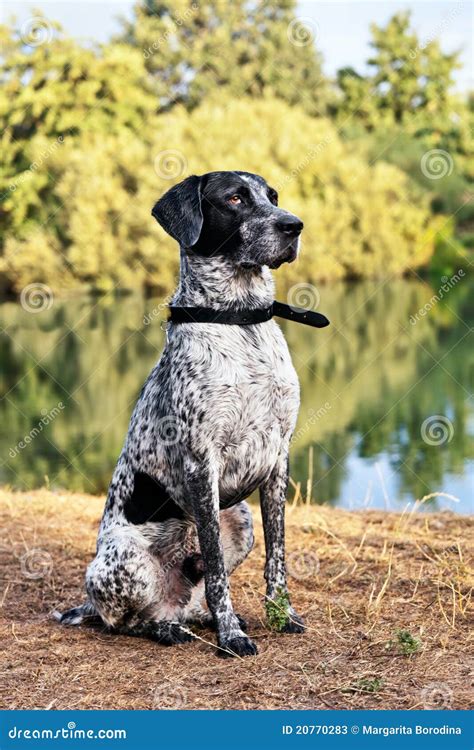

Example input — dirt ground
[0,488,472,710]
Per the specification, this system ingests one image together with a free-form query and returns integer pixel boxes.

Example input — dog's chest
[209,322,299,425]
[218,377,297,500]
[202,323,300,499]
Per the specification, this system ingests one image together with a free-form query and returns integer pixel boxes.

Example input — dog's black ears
[152,175,203,248]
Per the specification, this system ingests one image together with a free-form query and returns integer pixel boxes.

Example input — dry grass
[0,488,472,710]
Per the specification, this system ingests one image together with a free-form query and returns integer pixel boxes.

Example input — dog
[57,171,306,657]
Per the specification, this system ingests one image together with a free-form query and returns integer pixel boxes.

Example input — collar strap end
[168,301,329,329]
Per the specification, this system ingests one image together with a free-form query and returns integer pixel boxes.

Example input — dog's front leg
[260,451,305,633]
[185,460,257,657]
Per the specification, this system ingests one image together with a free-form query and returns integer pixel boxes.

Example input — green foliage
[265,589,291,631]
[364,127,469,190]
[386,629,422,656]
[0,12,163,292]
[333,11,473,231]
[335,68,376,131]
[0,7,469,295]
[430,219,472,277]
[353,125,474,226]
[335,11,461,128]
[368,12,459,125]
[0,57,437,293]
[121,0,328,115]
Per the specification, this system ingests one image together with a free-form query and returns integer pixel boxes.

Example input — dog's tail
[53,600,103,627]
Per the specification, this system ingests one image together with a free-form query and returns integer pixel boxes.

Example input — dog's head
[152,171,303,270]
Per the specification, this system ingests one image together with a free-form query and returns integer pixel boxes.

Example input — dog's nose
[276,216,304,236]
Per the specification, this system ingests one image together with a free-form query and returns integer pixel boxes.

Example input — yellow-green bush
[1,96,436,294]
[1,8,468,296]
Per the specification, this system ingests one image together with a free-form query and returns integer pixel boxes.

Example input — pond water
[0,278,472,513]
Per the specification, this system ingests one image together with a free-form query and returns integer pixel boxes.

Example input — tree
[0,13,158,261]
[1,89,437,293]
[368,12,460,124]
[333,12,472,232]
[335,11,461,128]
[0,10,442,296]
[120,0,328,115]
[334,67,377,130]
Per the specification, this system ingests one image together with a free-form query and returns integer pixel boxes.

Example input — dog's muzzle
[275,217,304,236]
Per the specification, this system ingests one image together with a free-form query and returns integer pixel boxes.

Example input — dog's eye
[227,195,241,205]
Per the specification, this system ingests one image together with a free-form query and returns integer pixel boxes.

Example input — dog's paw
[218,634,258,658]
[280,612,305,634]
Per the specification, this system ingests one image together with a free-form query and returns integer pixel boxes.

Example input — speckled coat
[57,172,306,657]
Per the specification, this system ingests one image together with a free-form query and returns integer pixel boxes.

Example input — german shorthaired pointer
[57,171,319,658]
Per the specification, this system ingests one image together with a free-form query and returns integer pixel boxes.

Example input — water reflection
[0,279,472,512]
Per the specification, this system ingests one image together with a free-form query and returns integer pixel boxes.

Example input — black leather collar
[168,301,329,329]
